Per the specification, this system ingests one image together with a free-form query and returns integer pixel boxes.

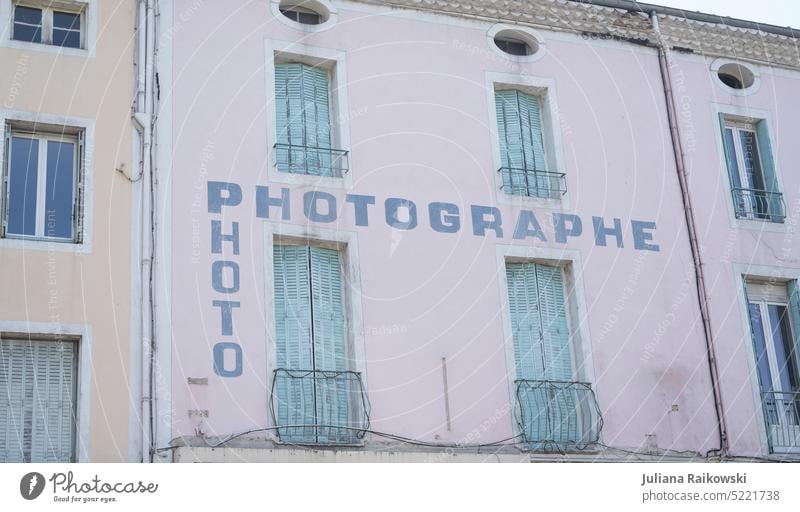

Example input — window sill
[0,38,92,58]
[0,236,89,253]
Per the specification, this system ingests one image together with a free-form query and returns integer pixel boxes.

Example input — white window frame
[265,40,353,190]
[0,109,94,253]
[736,265,800,456]
[723,119,767,193]
[486,72,569,210]
[270,0,338,33]
[1,0,96,57]
[712,104,786,233]
[263,222,367,441]
[0,321,91,462]
[2,127,81,242]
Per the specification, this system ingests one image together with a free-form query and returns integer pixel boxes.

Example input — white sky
[646,0,800,30]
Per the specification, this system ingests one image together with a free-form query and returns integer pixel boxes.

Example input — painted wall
[0,0,136,462]
[165,0,799,457]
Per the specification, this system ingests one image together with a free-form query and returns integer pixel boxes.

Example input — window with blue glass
[720,117,784,223]
[12,2,84,49]
[744,280,800,453]
[2,125,85,243]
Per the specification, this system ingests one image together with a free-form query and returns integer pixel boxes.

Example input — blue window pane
[740,130,766,191]
[14,5,41,25]
[53,11,80,30]
[768,305,800,392]
[749,303,773,393]
[53,29,80,48]
[13,6,42,43]
[13,23,41,44]
[44,141,75,239]
[7,137,39,237]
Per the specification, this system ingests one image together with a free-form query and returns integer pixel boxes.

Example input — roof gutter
[576,0,798,39]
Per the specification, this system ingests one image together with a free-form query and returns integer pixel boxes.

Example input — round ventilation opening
[493,30,539,57]
[279,1,329,25]
[717,63,755,90]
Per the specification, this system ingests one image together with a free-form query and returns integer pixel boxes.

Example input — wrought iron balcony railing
[270,369,370,446]
[274,143,349,177]
[732,188,786,223]
[499,167,567,199]
[761,390,800,453]
[515,380,602,451]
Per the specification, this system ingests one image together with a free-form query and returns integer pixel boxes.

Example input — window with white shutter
[0,337,77,462]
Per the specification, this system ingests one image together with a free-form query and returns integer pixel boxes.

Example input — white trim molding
[710,58,762,97]
[487,23,547,64]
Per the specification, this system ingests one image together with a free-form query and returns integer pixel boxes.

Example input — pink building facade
[149,0,800,462]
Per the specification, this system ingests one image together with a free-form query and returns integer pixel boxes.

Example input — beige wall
[0,0,135,462]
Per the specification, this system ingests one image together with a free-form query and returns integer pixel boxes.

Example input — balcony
[732,188,786,223]
[499,167,566,199]
[274,143,349,177]
[270,369,370,445]
[515,380,602,451]
[762,391,800,453]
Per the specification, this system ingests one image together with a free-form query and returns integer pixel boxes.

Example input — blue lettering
[385,198,418,230]
[632,220,660,252]
[471,205,503,238]
[513,211,547,241]
[429,202,460,234]
[592,216,624,248]
[213,342,243,378]
[212,300,240,336]
[212,260,240,294]
[554,213,582,243]
[208,181,242,213]
[346,194,376,227]
[256,186,290,220]
[211,220,240,255]
[304,191,337,223]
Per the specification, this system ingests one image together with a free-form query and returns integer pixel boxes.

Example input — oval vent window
[717,63,755,90]
[279,1,328,25]
[494,30,539,57]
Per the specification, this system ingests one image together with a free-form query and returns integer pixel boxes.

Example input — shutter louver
[0,338,76,463]
[495,90,547,197]
[274,63,332,176]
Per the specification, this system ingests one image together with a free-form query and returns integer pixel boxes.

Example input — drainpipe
[133,0,156,463]
[649,11,729,458]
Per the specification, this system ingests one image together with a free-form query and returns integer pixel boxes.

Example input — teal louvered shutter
[273,245,315,442]
[309,246,347,442]
[506,263,544,381]
[0,339,76,463]
[495,90,547,197]
[506,263,576,445]
[274,63,333,176]
[788,281,800,362]
[755,120,783,221]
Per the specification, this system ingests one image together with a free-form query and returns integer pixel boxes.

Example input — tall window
[12,1,84,49]
[495,89,564,198]
[0,337,77,462]
[2,125,85,243]
[274,62,347,177]
[745,280,800,452]
[271,243,367,444]
[721,117,784,222]
[505,262,600,449]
